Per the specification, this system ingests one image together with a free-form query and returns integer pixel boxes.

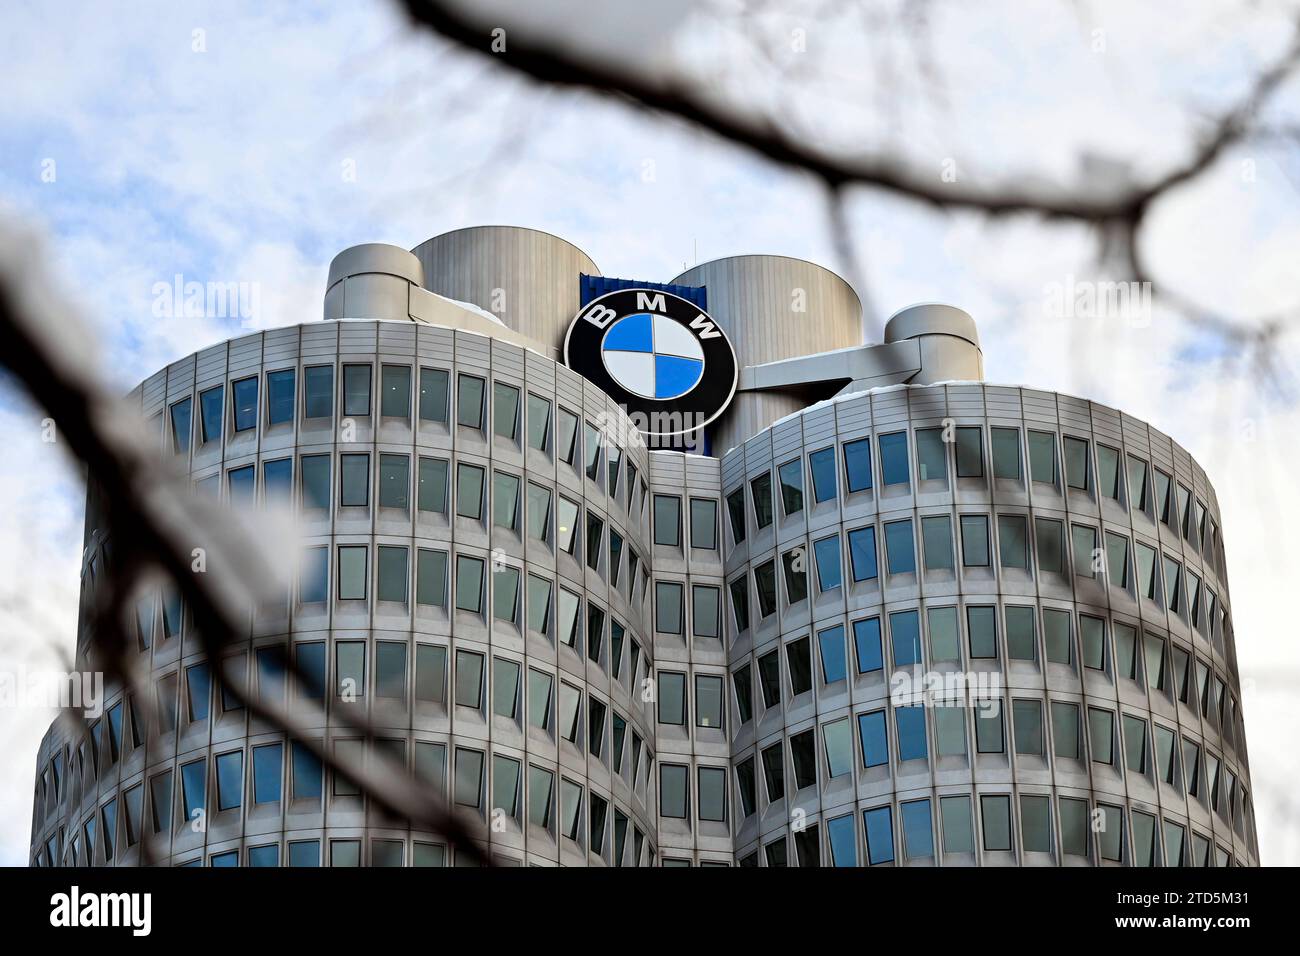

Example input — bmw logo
[564,288,738,438]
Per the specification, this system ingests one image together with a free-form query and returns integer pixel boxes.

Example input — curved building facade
[29,226,1258,867]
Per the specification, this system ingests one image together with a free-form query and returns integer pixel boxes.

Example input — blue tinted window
[181,759,206,823]
[858,711,888,767]
[304,365,333,419]
[813,535,842,591]
[288,840,320,867]
[809,447,837,503]
[228,465,254,503]
[249,844,279,867]
[216,750,243,811]
[263,458,292,500]
[210,851,238,867]
[267,369,295,425]
[296,641,326,698]
[292,742,322,800]
[827,814,857,866]
[843,438,872,492]
[890,609,922,667]
[853,618,883,673]
[232,377,258,432]
[901,799,934,859]
[300,547,328,604]
[170,398,192,454]
[186,664,210,722]
[818,625,846,683]
[896,706,928,760]
[879,431,909,487]
[863,806,895,864]
[884,519,916,574]
[253,743,282,804]
[848,526,877,581]
[199,385,223,443]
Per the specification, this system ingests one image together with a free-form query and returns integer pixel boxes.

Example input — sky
[2,0,1300,864]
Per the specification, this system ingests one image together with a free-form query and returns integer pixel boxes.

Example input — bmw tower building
[30,225,1258,867]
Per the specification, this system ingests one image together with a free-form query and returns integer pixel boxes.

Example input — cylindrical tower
[411,226,600,351]
[671,255,863,456]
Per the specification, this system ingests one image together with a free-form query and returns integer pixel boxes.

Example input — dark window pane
[342,365,371,417]
[303,365,333,419]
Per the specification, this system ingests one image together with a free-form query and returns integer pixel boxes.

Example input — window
[692,585,720,639]
[890,609,922,667]
[758,650,781,708]
[526,574,551,635]
[695,674,723,729]
[858,711,888,768]
[726,487,746,543]
[883,519,915,575]
[928,606,960,662]
[960,515,990,567]
[941,796,974,854]
[1097,444,1121,499]
[232,376,258,433]
[303,365,333,419]
[847,526,877,582]
[413,457,448,514]
[1063,436,1090,490]
[1123,714,1149,774]
[454,747,484,808]
[997,514,1028,569]
[493,471,520,530]
[1021,794,1051,852]
[739,475,774,536]
[991,427,1021,479]
[981,795,1012,851]
[169,398,192,454]
[1136,542,1158,599]
[342,364,371,417]
[1036,518,1064,574]
[186,663,211,722]
[252,743,282,804]
[818,625,847,683]
[263,458,292,503]
[340,453,369,508]
[583,422,601,483]
[554,407,579,465]
[864,806,895,864]
[455,555,485,613]
[415,367,449,423]
[1051,701,1080,759]
[653,495,681,546]
[338,545,367,600]
[1144,633,1167,691]
[813,535,842,590]
[657,671,686,726]
[199,385,223,443]
[967,605,997,659]
[780,549,807,604]
[557,496,579,555]
[791,730,816,789]
[854,617,883,674]
[778,458,804,514]
[975,705,1004,753]
[375,641,407,699]
[456,463,484,520]
[215,750,242,811]
[827,813,857,866]
[526,393,550,450]
[660,764,688,818]
[801,446,835,504]
[380,365,410,418]
[494,565,520,623]
[921,515,954,571]
[457,374,485,429]
[729,576,750,632]
[840,438,872,493]
[916,427,946,483]
[1043,608,1072,664]
[879,431,909,486]
[733,666,753,724]
[689,498,717,550]
[1132,811,1157,866]
[655,581,683,634]
[228,465,254,504]
[1028,430,1056,483]
[557,588,580,646]
[897,706,927,761]
[1013,699,1044,755]
[493,382,519,438]
[378,454,409,510]
[1072,524,1098,577]
[788,637,813,696]
[699,767,727,822]
[416,549,448,608]
[957,427,985,478]
[1088,707,1114,764]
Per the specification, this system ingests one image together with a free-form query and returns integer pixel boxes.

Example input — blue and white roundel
[600,312,705,400]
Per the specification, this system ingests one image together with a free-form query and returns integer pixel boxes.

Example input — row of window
[43,735,657,867]
[723,515,1228,644]
[727,607,1244,746]
[725,427,1225,578]
[159,363,651,513]
[730,699,1249,831]
[734,794,1238,867]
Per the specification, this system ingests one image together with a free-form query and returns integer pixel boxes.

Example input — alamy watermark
[1043,275,1152,326]
[0,667,103,718]
[152,274,261,325]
